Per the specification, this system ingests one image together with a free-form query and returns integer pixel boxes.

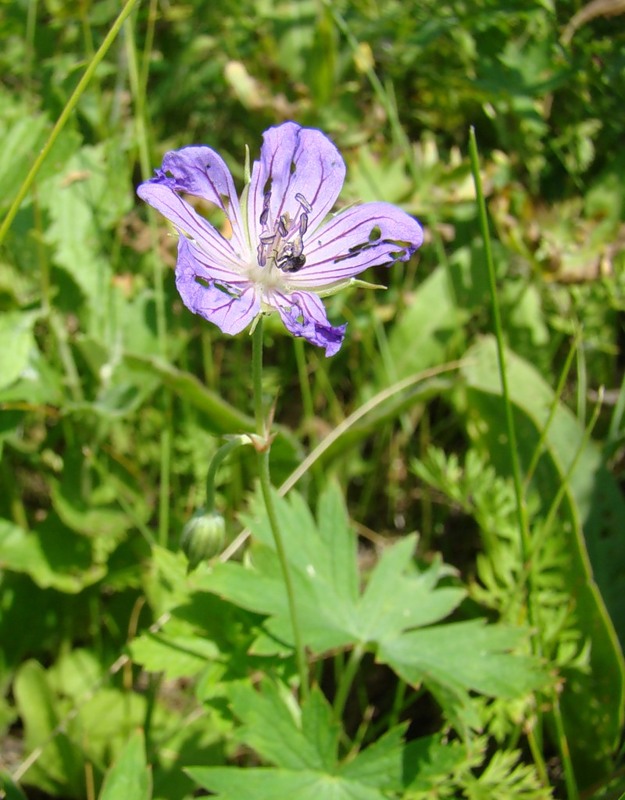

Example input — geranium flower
[137,121,423,356]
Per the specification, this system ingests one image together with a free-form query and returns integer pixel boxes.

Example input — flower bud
[181,509,225,571]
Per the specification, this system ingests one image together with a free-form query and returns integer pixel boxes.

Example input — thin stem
[294,337,315,429]
[252,320,309,700]
[551,694,580,800]
[468,129,533,617]
[333,644,364,719]
[205,438,249,511]
[0,0,142,247]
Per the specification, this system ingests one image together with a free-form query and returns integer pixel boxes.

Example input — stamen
[259,191,271,226]
[295,193,312,213]
[278,215,289,238]
[259,232,275,244]
[257,245,267,267]
[299,213,308,236]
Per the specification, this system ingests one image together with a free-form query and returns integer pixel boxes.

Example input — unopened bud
[181,509,225,571]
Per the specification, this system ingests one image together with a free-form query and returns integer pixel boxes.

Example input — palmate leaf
[188,683,407,800]
[196,484,547,732]
[200,483,465,655]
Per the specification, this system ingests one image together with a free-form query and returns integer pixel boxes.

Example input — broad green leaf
[0,310,38,390]
[188,683,407,800]
[0,343,64,406]
[187,766,389,800]
[0,772,28,800]
[378,621,548,740]
[98,729,152,800]
[0,517,105,593]
[39,145,126,326]
[357,540,464,643]
[0,112,47,213]
[229,683,339,772]
[129,632,219,680]
[12,660,84,797]
[378,620,546,699]
[383,266,467,381]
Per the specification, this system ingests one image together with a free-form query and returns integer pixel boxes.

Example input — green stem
[333,644,364,719]
[252,320,309,700]
[0,0,142,247]
[551,694,580,800]
[294,337,315,429]
[205,438,248,511]
[468,129,533,615]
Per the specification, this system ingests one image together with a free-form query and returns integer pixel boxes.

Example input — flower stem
[252,319,309,700]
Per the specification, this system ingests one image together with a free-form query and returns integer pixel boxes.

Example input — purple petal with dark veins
[270,289,346,357]
[289,202,424,287]
[175,237,259,335]
[157,146,248,257]
[137,181,246,274]
[247,122,346,248]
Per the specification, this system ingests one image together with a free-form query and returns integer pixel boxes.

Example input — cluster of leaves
[1,0,625,799]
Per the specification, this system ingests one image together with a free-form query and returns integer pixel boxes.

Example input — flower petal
[138,180,246,274]
[176,237,259,335]
[157,146,248,257]
[289,202,424,287]
[270,289,346,357]
[178,235,251,285]
[247,122,346,246]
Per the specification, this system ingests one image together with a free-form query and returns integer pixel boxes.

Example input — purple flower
[137,122,423,356]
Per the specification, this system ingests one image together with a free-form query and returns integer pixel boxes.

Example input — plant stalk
[252,319,309,700]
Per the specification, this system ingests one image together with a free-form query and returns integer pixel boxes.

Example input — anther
[278,215,289,238]
[259,191,271,226]
[295,193,312,213]
[299,213,308,236]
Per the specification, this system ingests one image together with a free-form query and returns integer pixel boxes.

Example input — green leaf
[98,729,152,800]
[39,145,128,325]
[0,310,38,391]
[379,620,546,698]
[197,484,543,737]
[187,766,390,800]
[460,336,625,784]
[0,772,28,800]
[378,620,548,738]
[187,682,406,800]
[12,660,84,797]
[202,484,465,656]
[383,266,468,380]
[129,631,219,680]
[229,683,339,772]
[0,516,105,593]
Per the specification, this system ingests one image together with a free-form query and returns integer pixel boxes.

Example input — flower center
[256,192,311,274]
